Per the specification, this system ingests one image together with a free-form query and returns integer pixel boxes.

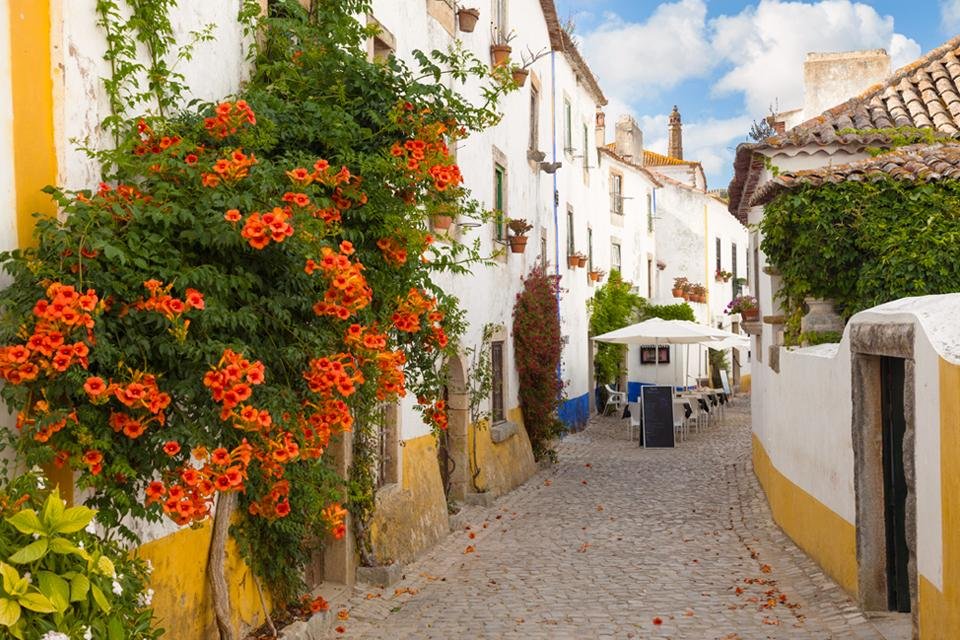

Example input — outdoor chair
[627,401,641,442]
[603,384,627,416]
[672,399,690,442]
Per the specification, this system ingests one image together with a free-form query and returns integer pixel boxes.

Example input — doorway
[881,357,910,613]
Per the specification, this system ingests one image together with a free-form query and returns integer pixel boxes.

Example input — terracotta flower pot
[577,255,587,268]
[430,215,453,230]
[671,288,683,298]
[512,68,529,87]
[588,271,600,282]
[457,8,480,32]
[508,235,528,254]
[567,255,579,268]
[741,307,760,322]
[490,44,512,67]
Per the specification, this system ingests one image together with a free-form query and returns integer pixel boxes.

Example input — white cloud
[711,0,920,114]
[941,0,960,32]
[580,0,714,102]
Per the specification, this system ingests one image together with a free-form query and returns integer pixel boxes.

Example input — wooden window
[491,341,505,423]
[494,164,506,240]
[373,403,399,488]
[588,227,593,271]
[646,193,653,232]
[540,232,548,268]
[566,207,575,258]
[610,242,621,273]
[732,241,740,296]
[582,124,589,168]
[611,173,623,214]
[716,237,722,273]
[492,0,508,39]
[647,258,653,299]
[529,85,539,152]
[564,99,572,151]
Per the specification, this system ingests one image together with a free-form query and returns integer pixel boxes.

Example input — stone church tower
[668,105,683,160]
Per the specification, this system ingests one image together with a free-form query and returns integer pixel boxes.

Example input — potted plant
[672,277,688,298]
[715,269,733,283]
[512,65,530,87]
[726,295,759,321]
[567,253,580,269]
[457,7,480,32]
[430,208,454,230]
[690,283,706,303]
[588,268,605,283]
[507,218,533,254]
[576,252,588,268]
[490,29,515,67]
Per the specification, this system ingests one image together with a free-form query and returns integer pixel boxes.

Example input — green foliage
[761,176,960,339]
[800,330,843,346]
[1,0,510,607]
[835,126,953,155]
[513,266,565,461]
[708,349,728,388]
[0,471,159,640]
[587,270,643,385]
[639,301,696,322]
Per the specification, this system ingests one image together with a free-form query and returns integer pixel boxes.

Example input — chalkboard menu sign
[641,385,675,448]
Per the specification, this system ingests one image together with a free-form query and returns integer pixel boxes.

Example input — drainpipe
[550,50,566,422]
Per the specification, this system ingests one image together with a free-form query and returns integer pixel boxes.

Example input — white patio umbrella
[674,321,749,387]
[592,318,725,387]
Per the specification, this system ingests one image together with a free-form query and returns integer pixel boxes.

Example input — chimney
[668,105,683,160]
[595,110,606,148]
[803,50,890,119]
[614,115,643,163]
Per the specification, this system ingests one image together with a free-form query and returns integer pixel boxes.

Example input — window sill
[490,420,518,444]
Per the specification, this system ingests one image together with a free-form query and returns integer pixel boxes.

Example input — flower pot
[430,214,453,230]
[490,44,512,67]
[567,255,579,268]
[577,255,587,268]
[741,307,760,322]
[508,235,527,254]
[681,292,690,301]
[457,8,480,32]
[800,297,843,334]
[671,288,683,298]
[588,271,601,282]
[512,68,529,87]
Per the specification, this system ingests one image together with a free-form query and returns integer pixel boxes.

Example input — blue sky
[553,0,956,189]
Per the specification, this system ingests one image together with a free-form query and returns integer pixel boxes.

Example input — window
[494,164,505,240]
[373,403,399,488]
[716,237,722,273]
[564,99,572,151]
[528,85,539,152]
[492,0,508,37]
[610,242,621,273]
[611,173,623,214]
[566,207,575,257]
[491,341,505,423]
[367,16,396,62]
[587,228,593,271]
[732,242,740,296]
[646,193,653,232]
[647,258,653,299]
[540,232,548,268]
[582,124,589,168]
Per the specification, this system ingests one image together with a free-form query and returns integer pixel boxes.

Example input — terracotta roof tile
[642,149,699,167]
[750,143,960,205]
[729,35,960,219]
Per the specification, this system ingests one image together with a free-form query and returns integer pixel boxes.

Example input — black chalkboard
[641,385,675,448]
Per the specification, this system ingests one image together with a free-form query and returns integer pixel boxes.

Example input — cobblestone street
[332,399,888,639]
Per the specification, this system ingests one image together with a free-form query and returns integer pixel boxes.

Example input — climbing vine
[587,270,643,386]
[760,174,960,336]
[1,0,510,637]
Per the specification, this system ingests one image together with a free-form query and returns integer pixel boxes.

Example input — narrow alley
[334,402,902,639]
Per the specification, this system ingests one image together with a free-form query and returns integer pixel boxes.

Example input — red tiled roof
[643,149,699,167]
[751,143,960,205]
[728,35,960,219]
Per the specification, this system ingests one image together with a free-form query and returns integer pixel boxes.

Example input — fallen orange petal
[337,609,349,620]
[652,617,663,625]
[464,545,475,554]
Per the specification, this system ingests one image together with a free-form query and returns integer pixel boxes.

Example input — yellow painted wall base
[752,435,859,596]
[919,360,960,638]
[137,522,268,639]
[369,433,449,565]
[470,407,538,498]
[739,373,751,394]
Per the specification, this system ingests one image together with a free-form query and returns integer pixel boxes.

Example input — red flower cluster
[307,246,373,320]
[390,119,463,192]
[203,348,268,423]
[239,207,294,250]
[202,149,257,188]
[374,350,407,400]
[422,398,448,431]
[376,237,408,267]
[247,478,291,519]
[391,288,440,336]
[134,280,204,320]
[132,119,182,156]
[204,100,256,139]
[303,354,364,398]
[322,503,349,540]
[0,283,98,385]
[83,371,172,440]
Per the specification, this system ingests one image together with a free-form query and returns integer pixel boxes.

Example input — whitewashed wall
[55,0,254,190]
